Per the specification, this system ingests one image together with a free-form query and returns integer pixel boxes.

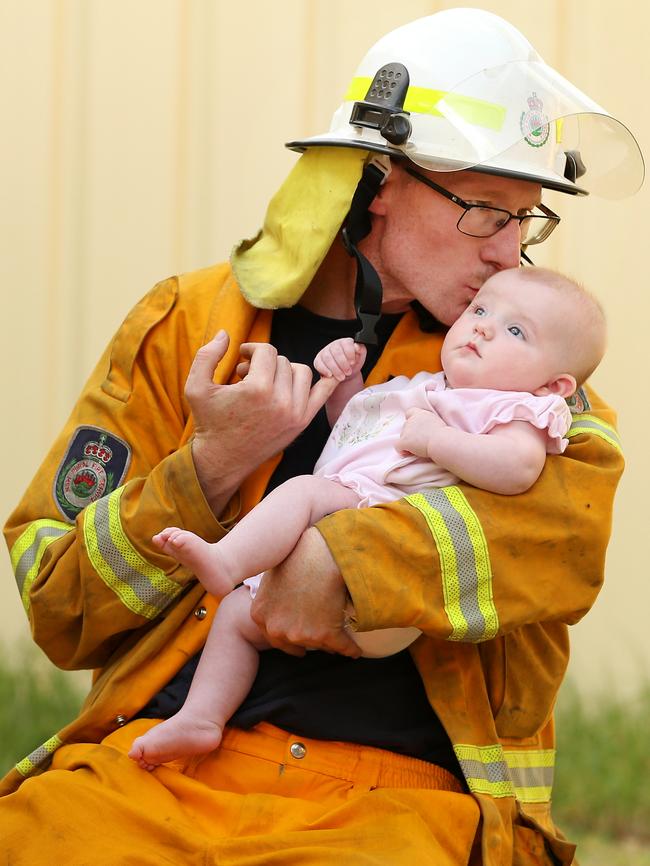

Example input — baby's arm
[399,409,548,495]
[314,338,367,426]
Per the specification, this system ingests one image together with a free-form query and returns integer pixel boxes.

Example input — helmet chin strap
[341,160,388,346]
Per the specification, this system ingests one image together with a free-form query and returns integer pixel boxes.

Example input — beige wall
[2,0,648,692]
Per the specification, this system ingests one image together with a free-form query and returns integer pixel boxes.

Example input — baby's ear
[534,374,577,398]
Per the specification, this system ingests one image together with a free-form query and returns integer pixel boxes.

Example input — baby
[129,266,606,769]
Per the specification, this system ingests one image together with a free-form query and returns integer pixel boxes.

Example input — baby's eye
[508,325,525,339]
[473,306,486,317]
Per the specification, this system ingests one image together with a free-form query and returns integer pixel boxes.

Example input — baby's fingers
[329,340,358,378]
[315,348,346,382]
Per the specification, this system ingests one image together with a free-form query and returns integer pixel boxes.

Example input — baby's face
[441,270,574,393]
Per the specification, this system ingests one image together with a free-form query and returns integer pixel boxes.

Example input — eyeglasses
[402,165,560,246]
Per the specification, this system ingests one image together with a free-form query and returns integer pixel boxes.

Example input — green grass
[554,680,650,844]
[0,646,85,774]
[560,830,650,866]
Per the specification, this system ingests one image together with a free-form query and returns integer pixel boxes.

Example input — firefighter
[2,8,644,865]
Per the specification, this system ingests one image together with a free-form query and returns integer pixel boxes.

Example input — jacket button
[114,714,128,727]
[194,606,208,620]
[290,742,307,759]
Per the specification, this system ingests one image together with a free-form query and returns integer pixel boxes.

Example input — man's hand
[398,406,447,458]
[250,528,362,658]
[186,331,339,514]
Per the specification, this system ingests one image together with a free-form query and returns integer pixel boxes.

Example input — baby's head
[441,267,606,397]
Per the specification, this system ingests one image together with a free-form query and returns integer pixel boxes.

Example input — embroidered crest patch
[566,387,591,415]
[520,92,550,148]
[53,426,131,521]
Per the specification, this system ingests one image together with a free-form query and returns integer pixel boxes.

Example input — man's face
[363,163,543,326]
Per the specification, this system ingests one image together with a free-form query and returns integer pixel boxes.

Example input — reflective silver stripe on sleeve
[567,413,622,452]
[10,520,73,610]
[83,487,182,619]
[454,744,514,798]
[405,487,498,642]
[455,744,555,802]
[15,735,63,777]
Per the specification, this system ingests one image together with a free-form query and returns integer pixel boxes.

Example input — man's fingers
[185,330,230,397]
[265,639,307,658]
[289,363,315,413]
[239,342,278,389]
[323,630,363,659]
[272,354,293,394]
[235,360,251,378]
[304,374,340,422]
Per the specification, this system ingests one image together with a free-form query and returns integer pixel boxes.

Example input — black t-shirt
[139,304,462,780]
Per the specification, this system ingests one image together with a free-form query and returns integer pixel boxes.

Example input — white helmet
[288,8,644,197]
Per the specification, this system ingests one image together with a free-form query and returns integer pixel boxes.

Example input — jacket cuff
[316,510,379,632]
[163,443,235,543]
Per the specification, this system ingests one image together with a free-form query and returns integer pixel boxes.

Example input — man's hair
[516,266,607,386]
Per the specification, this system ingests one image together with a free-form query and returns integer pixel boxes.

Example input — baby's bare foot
[152,528,232,596]
[128,714,223,770]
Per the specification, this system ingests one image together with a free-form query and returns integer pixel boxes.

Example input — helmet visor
[405,59,644,198]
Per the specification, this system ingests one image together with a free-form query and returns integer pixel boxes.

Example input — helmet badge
[520,92,550,148]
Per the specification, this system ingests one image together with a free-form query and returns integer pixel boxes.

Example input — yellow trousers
[2,720,480,865]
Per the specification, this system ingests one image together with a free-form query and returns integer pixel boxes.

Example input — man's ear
[367,165,400,216]
[534,373,577,398]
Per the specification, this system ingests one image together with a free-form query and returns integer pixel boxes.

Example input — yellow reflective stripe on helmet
[454,744,555,803]
[10,519,73,612]
[406,487,498,642]
[344,77,506,131]
[503,748,555,804]
[15,734,63,777]
[83,487,182,620]
[454,743,514,798]
[567,413,622,453]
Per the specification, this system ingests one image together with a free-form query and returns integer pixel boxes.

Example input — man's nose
[480,219,521,270]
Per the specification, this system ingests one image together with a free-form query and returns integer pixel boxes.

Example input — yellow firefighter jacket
[3,263,623,865]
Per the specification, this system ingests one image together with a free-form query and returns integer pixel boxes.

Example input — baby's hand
[314,338,367,383]
[398,407,447,457]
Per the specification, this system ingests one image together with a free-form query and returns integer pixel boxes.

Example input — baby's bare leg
[154,476,360,595]
[129,587,267,769]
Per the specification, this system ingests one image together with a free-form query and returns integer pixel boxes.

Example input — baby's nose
[474,321,492,338]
